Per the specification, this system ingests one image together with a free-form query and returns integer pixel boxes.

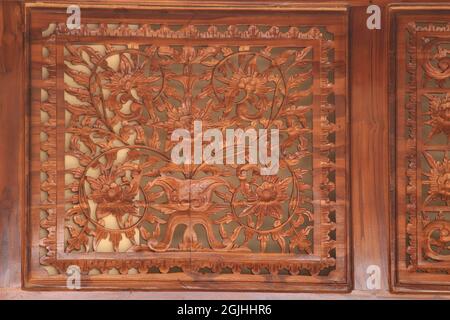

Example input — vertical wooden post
[350,4,390,292]
[0,0,24,289]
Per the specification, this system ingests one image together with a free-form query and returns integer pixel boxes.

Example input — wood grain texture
[1,0,450,299]
[351,5,389,292]
[0,0,24,290]
[390,5,450,293]
[23,4,349,292]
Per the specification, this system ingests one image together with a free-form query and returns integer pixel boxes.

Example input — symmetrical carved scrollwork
[62,43,316,257]
[399,23,450,275]
[423,38,450,86]
[29,10,348,289]
[423,220,450,261]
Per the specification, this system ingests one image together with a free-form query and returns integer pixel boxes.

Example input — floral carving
[86,165,141,227]
[423,152,450,206]
[31,18,346,285]
[62,42,320,257]
[424,94,450,139]
[250,176,290,221]
[399,23,450,278]
[100,53,160,101]
[212,52,286,120]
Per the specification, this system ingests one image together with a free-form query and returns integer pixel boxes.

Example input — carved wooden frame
[391,5,450,292]
[24,4,350,292]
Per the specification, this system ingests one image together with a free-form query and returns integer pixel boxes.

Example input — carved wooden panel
[392,7,450,291]
[26,6,349,291]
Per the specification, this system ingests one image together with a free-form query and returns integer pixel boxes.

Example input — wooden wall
[1,0,450,299]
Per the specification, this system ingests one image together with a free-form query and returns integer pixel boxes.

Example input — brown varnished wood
[391,5,450,293]
[24,4,349,291]
[2,0,450,299]
[2,287,450,299]
[0,0,25,291]
[351,5,390,292]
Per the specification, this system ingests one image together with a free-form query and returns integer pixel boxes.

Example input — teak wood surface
[1,0,450,299]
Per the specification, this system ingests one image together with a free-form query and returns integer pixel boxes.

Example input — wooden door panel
[391,7,450,292]
[25,6,350,291]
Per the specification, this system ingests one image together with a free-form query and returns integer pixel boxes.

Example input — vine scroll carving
[26,7,349,291]
[393,9,450,291]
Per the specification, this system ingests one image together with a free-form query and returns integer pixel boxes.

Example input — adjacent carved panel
[27,7,349,291]
[393,8,450,291]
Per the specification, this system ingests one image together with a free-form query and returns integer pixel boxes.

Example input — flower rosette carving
[197,159,313,254]
[424,94,450,139]
[402,26,450,275]
[191,47,314,254]
[211,51,286,122]
[423,152,450,206]
[420,154,450,262]
[209,47,313,125]
[64,43,316,255]
[27,13,348,284]
[66,147,172,252]
[88,48,165,147]
[234,169,312,253]
[419,40,450,266]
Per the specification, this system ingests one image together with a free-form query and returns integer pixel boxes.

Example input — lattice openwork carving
[28,8,348,290]
[394,12,450,288]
